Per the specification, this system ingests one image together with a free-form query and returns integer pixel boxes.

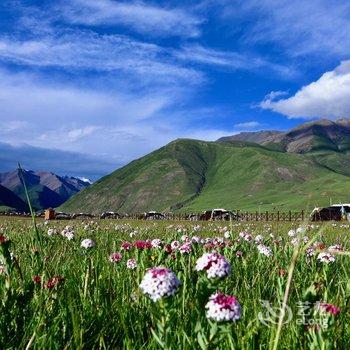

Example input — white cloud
[59,0,202,38]
[260,60,350,119]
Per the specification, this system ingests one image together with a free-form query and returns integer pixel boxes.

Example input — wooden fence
[0,210,306,222]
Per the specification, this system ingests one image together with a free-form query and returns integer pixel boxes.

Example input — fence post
[277,211,280,221]
[301,210,304,221]
[266,211,269,222]
[289,210,292,221]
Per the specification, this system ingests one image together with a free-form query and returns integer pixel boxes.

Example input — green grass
[61,139,350,213]
[1,217,350,349]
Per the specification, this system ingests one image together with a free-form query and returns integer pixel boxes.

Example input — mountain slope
[0,169,91,210]
[218,118,350,154]
[0,184,29,212]
[60,137,350,213]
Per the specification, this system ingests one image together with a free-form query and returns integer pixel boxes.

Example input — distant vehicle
[100,212,122,219]
[199,209,236,221]
[72,213,94,219]
[311,204,350,221]
[55,212,72,220]
[143,211,166,220]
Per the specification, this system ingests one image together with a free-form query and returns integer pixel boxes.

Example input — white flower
[126,258,137,269]
[195,253,231,278]
[317,252,335,264]
[47,228,56,236]
[288,229,296,237]
[171,240,180,250]
[66,232,74,240]
[139,267,181,302]
[206,292,241,322]
[257,244,272,257]
[254,235,263,243]
[224,231,231,239]
[151,239,162,248]
[81,239,95,249]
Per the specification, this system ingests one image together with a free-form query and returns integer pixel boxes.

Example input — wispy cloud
[58,0,202,38]
[216,0,350,58]
[260,60,350,119]
[175,44,297,78]
[0,30,203,84]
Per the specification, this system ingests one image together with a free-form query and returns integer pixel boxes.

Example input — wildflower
[171,240,180,250]
[206,292,241,322]
[328,244,343,252]
[139,267,181,302]
[235,250,243,258]
[288,229,296,237]
[109,252,122,263]
[81,239,95,249]
[317,252,335,263]
[33,275,41,284]
[195,252,231,278]
[239,232,252,242]
[126,258,137,269]
[257,244,272,257]
[254,235,263,243]
[45,276,64,289]
[224,231,231,239]
[151,239,162,248]
[121,241,132,251]
[179,242,192,254]
[65,232,74,240]
[164,244,172,253]
[318,302,341,315]
[134,240,152,250]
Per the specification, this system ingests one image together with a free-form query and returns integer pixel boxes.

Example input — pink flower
[319,302,341,315]
[121,241,133,251]
[134,240,152,250]
[109,252,122,263]
[179,242,192,254]
[235,250,243,258]
[206,292,241,322]
[139,267,181,302]
[195,252,231,278]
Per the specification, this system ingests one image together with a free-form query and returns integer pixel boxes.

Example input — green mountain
[61,119,350,213]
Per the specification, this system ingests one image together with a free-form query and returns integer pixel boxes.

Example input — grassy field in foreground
[1,218,350,349]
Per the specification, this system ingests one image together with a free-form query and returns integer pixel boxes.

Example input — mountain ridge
[61,119,350,213]
[0,169,91,211]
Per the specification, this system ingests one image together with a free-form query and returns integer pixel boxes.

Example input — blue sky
[1,0,350,178]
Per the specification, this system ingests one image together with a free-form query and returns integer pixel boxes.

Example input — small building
[44,208,55,220]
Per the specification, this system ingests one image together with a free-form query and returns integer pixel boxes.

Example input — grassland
[0,217,350,349]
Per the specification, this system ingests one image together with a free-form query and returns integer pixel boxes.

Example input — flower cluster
[206,292,241,322]
[139,267,181,302]
[126,258,137,269]
[109,252,122,263]
[257,244,272,257]
[195,253,231,278]
[317,252,335,264]
[81,239,95,249]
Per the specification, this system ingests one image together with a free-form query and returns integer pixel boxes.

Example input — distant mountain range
[60,118,350,213]
[0,169,91,212]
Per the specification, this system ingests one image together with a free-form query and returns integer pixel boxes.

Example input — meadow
[0,217,349,349]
